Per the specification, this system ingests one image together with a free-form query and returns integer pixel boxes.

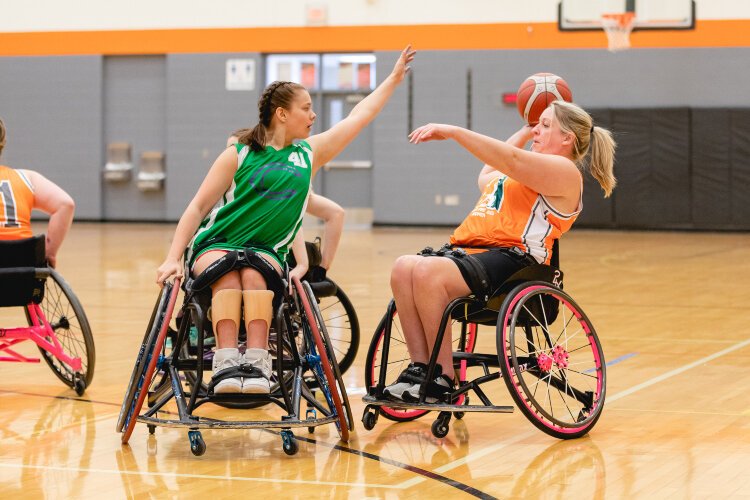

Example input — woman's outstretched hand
[389,45,416,84]
[408,123,455,144]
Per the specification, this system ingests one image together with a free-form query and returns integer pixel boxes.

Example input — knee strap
[243,290,274,329]
[211,289,242,333]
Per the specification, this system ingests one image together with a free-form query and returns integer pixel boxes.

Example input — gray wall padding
[612,108,692,229]
[578,108,615,227]
[692,108,750,230]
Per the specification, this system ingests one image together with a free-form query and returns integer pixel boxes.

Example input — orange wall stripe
[0,20,748,57]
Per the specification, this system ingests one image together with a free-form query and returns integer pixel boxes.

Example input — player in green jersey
[156,46,416,394]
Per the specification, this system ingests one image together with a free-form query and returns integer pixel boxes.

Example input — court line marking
[396,337,750,488]
[607,337,750,403]
[0,462,400,488]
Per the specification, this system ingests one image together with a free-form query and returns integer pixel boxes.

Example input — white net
[601,13,635,52]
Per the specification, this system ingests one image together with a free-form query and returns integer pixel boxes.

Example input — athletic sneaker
[241,348,272,394]
[211,348,242,394]
[403,365,455,404]
[383,362,427,401]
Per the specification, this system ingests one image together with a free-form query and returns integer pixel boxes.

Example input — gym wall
[1,1,748,228]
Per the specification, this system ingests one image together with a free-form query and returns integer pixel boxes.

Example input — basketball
[516,73,573,125]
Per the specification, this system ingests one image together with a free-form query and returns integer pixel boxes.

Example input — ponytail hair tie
[590,125,595,135]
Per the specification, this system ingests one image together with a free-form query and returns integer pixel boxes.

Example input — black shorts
[420,245,535,299]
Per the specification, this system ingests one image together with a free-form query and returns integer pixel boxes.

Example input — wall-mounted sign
[226,59,256,91]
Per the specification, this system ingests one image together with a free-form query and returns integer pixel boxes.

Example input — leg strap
[243,290,274,329]
[211,289,242,334]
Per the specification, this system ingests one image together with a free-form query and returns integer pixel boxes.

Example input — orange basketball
[516,73,573,126]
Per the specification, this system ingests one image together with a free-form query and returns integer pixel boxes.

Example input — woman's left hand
[408,123,455,144]
[389,45,417,85]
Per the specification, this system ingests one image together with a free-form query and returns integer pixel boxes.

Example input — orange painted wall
[1,20,749,57]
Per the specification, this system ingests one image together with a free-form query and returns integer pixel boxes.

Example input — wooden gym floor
[1,222,749,498]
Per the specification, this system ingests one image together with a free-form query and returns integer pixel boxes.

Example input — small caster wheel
[308,426,315,434]
[148,424,156,435]
[432,419,449,438]
[281,430,298,456]
[73,376,86,396]
[362,409,378,431]
[188,430,206,456]
[431,412,451,438]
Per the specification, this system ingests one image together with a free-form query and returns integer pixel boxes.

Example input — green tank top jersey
[187,141,313,267]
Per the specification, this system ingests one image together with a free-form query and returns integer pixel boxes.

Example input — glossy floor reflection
[1,223,749,498]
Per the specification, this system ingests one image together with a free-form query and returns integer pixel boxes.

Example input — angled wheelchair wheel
[26,268,95,390]
[316,280,360,377]
[118,280,181,443]
[365,304,428,422]
[365,303,477,422]
[293,277,350,442]
[302,280,354,434]
[497,281,606,439]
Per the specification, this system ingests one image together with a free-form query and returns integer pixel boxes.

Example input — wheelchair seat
[0,234,47,307]
[452,241,563,325]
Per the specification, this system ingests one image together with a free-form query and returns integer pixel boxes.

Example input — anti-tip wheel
[431,417,450,438]
[362,409,378,431]
[188,431,206,457]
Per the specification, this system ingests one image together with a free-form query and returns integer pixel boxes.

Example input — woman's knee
[240,267,268,290]
[390,255,420,289]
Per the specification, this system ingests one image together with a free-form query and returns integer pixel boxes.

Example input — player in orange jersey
[0,118,75,268]
[384,101,616,403]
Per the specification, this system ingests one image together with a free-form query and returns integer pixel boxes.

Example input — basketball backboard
[558,0,695,31]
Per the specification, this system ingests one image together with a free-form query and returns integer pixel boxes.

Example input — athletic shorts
[420,245,535,299]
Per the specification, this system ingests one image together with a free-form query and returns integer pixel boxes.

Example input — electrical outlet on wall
[444,194,460,206]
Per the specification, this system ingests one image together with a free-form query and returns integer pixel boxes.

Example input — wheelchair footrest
[362,395,513,413]
[137,414,338,430]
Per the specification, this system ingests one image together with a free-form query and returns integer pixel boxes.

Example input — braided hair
[239,81,306,152]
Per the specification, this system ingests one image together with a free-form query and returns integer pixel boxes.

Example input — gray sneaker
[383,363,427,401]
[403,366,455,403]
[241,348,272,394]
[211,348,242,394]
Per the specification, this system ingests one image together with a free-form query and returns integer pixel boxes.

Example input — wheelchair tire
[118,280,181,443]
[497,281,606,440]
[26,268,95,390]
[302,281,354,432]
[364,304,428,422]
[293,277,349,442]
[365,304,478,422]
[316,280,360,377]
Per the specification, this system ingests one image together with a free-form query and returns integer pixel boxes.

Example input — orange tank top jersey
[0,166,34,240]
[450,174,581,264]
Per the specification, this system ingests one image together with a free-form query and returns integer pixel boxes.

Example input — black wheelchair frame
[117,261,353,456]
[362,241,607,440]
[0,235,95,395]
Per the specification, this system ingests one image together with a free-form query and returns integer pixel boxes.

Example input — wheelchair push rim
[118,279,181,442]
[292,276,350,442]
[497,282,606,439]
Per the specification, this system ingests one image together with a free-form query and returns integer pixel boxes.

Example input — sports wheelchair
[117,247,353,456]
[0,235,95,395]
[361,241,606,440]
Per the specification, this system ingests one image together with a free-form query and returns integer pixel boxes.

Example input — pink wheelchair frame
[0,235,94,395]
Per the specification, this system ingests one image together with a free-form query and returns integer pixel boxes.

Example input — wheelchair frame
[362,246,606,440]
[117,271,353,457]
[0,235,95,395]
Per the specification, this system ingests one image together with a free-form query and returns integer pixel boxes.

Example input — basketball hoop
[601,12,636,52]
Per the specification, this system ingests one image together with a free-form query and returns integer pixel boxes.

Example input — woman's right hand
[156,258,183,287]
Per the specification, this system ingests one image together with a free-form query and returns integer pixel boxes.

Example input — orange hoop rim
[601,12,636,29]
